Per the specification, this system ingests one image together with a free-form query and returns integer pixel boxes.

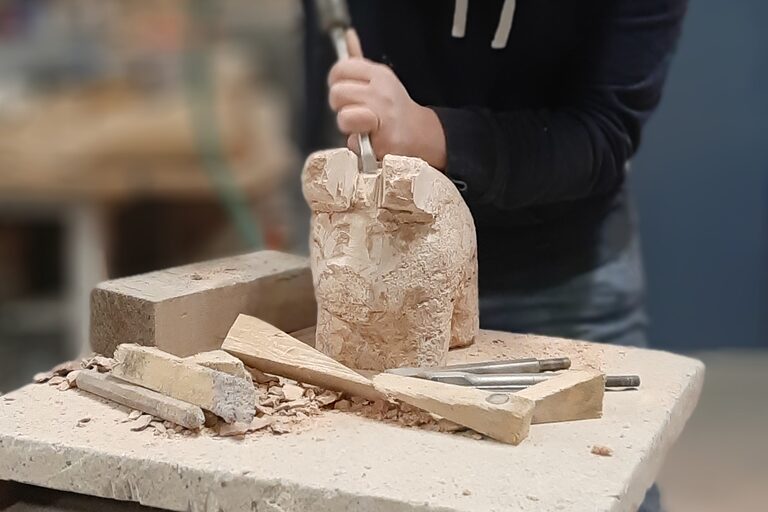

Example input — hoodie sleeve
[432,0,687,209]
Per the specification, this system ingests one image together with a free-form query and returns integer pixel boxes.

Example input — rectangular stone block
[112,344,255,424]
[90,250,316,357]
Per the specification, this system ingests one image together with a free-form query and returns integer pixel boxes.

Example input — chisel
[315,0,380,194]
[385,357,571,378]
[404,371,641,389]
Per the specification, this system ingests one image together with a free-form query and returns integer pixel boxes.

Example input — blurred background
[0,0,765,510]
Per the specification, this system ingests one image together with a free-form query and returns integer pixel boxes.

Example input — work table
[0,330,704,512]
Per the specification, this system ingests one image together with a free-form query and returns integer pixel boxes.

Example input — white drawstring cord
[491,0,516,49]
[451,0,517,49]
[452,0,469,38]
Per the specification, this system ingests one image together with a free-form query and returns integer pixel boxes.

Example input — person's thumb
[346,28,363,58]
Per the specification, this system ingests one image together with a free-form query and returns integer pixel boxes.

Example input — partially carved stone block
[302,148,478,371]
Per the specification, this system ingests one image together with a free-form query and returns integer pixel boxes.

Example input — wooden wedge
[372,372,534,445]
[222,314,383,401]
[517,369,605,424]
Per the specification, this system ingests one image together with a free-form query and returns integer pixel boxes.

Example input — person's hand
[328,30,447,170]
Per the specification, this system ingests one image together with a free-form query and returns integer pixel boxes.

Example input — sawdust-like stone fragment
[282,384,304,401]
[48,376,65,386]
[255,404,274,415]
[270,421,291,435]
[33,372,52,384]
[314,390,340,407]
[218,422,249,437]
[130,414,153,431]
[275,398,310,413]
[260,396,279,407]
[84,356,115,372]
[591,445,613,457]
[248,368,278,385]
[334,400,351,411]
[248,416,273,432]
[53,360,81,376]
[66,371,81,387]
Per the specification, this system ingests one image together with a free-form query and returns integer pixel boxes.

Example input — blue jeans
[479,234,662,512]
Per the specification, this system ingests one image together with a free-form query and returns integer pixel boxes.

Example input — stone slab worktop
[0,330,704,512]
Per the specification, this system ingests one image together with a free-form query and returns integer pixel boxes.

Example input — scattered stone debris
[37,355,481,440]
[34,356,115,387]
[462,489,472,496]
[130,414,154,432]
[591,445,613,457]
[83,356,115,373]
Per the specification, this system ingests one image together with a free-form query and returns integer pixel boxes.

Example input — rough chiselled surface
[90,251,316,357]
[302,149,478,371]
[0,330,705,512]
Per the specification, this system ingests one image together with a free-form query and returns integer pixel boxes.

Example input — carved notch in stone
[301,148,478,371]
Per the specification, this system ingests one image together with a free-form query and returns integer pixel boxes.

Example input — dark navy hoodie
[302,0,687,291]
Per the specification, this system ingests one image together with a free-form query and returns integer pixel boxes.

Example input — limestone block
[302,149,478,371]
[90,250,316,357]
[112,344,255,424]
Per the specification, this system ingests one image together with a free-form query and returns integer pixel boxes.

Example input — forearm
[432,102,635,209]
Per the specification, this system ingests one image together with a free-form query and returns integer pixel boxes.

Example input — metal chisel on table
[387,357,572,377]
[409,371,641,390]
[315,0,379,192]
[386,357,641,390]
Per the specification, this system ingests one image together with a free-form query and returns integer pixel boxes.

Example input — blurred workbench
[0,51,296,357]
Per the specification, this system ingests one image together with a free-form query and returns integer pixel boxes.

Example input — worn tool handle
[316,0,351,32]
